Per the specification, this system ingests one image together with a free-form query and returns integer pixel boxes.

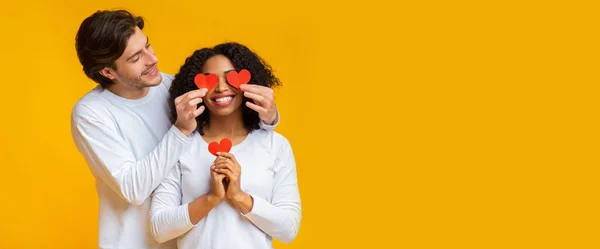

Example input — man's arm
[71,104,189,205]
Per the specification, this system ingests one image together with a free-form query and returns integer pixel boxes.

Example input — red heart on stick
[208,138,232,156]
[226,69,251,89]
[194,73,218,91]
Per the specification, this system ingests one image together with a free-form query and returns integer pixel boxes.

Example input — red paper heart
[226,69,251,89]
[194,73,218,91]
[208,138,232,156]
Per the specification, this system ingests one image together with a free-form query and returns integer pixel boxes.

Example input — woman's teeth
[215,96,233,103]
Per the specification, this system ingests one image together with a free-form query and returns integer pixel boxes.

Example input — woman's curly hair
[168,42,281,135]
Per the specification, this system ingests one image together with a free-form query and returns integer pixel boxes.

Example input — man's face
[102,26,162,89]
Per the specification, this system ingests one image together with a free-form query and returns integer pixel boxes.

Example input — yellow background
[0,0,598,248]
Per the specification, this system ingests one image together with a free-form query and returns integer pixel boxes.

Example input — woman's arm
[221,142,302,244]
[150,163,225,243]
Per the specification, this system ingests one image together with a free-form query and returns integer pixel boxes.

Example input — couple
[71,9,301,249]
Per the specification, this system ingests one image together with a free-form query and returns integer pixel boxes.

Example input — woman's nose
[214,75,229,92]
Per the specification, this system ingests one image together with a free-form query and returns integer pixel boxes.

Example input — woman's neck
[203,109,248,142]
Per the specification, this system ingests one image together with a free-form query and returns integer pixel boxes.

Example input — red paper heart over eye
[208,138,232,156]
[194,73,218,91]
[226,69,251,89]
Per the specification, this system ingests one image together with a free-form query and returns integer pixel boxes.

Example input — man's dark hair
[75,10,144,88]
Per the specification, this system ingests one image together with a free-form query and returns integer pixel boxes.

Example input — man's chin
[143,73,162,87]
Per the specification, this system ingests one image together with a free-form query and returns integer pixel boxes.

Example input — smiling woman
[151,42,301,249]
[168,42,281,136]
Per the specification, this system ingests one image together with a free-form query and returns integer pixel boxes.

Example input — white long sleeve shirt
[150,129,302,249]
[70,72,278,249]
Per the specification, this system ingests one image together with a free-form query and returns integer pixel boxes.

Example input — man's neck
[106,83,150,100]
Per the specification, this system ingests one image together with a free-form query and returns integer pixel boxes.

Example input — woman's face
[202,55,244,116]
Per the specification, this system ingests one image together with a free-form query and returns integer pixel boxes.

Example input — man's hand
[240,84,277,125]
[174,88,208,136]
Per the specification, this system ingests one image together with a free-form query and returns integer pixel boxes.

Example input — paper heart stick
[194,73,218,91]
[208,138,232,156]
[226,69,251,89]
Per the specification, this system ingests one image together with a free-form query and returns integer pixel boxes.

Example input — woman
[150,42,301,248]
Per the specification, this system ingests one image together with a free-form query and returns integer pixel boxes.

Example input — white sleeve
[242,142,302,243]
[150,163,194,243]
[71,104,191,206]
[259,108,280,131]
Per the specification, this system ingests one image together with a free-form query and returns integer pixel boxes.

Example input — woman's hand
[208,167,227,203]
[212,152,242,198]
[211,152,254,213]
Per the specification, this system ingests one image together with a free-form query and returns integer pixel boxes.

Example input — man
[70,10,279,249]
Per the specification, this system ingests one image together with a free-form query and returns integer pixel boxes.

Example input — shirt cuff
[183,202,197,227]
[241,194,269,219]
[260,110,279,130]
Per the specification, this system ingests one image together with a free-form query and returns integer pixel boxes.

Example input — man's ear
[99,67,117,80]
